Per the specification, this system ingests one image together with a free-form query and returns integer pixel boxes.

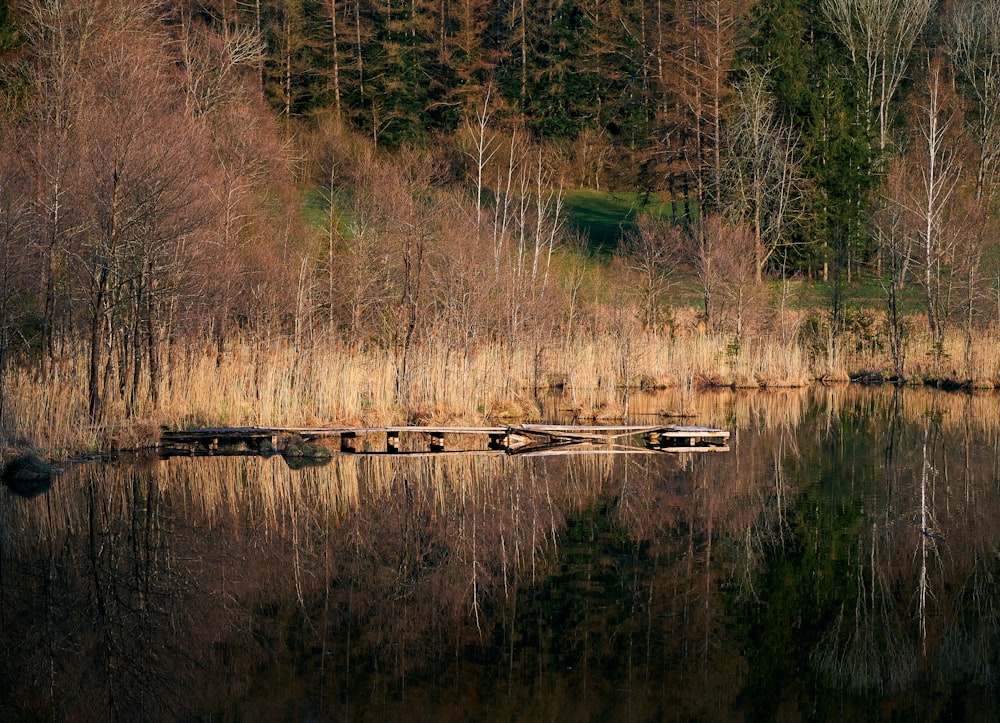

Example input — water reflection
[2,387,1000,720]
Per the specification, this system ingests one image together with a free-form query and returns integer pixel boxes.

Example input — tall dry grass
[2,316,1000,459]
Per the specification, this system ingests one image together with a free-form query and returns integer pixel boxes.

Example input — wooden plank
[654,446,730,453]
[518,424,664,433]
[658,430,729,438]
[159,423,731,457]
[160,424,729,440]
[516,429,620,443]
[286,425,508,436]
[516,447,668,457]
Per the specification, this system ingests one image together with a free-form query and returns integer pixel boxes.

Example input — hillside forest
[2,0,1000,447]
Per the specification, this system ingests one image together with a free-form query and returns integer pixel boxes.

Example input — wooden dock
[159,424,729,458]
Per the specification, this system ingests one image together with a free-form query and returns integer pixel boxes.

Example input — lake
[2,386,999,721]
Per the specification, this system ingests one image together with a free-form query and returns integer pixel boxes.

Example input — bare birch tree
[176,2,263,118]
[821,0,934,153]
[462,84,498,228]
[947,1,1000,373]
[948,0,1000,206]
[908,57,964,354]
[721,68,807,282]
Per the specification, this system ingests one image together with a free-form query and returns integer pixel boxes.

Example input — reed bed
[2,320,1000,460]
[11,384,1000,554]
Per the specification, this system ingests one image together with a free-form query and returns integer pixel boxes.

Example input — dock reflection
[3,386,1000,720]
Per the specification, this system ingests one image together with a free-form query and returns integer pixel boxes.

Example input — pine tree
[745,0,875,278]
[260,0,319,121]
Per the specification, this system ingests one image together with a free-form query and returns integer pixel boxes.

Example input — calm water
[3,386,1000,722]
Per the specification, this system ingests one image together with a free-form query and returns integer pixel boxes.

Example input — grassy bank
[3,310,1000,463]
[562,189,687,251]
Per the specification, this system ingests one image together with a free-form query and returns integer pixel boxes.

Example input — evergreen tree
[745,0,875,277]
[498,0,604,138]
[369,0,460,145]
[439,0,498,115]
[592,0,654,151]
[0,0,17,54]
[260,0,321,121]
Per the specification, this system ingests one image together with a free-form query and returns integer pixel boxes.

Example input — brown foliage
[693,214,766,338]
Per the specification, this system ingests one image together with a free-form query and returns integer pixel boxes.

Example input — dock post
[341,432,357,453]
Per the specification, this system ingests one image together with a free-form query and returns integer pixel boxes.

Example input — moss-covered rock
[281,435,336,459]
[280,454,332,470]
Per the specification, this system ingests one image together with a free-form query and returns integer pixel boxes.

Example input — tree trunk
[89,267,108,421]
[331,0,342,120]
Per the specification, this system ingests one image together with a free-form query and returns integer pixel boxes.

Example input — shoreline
[2,323,999,466]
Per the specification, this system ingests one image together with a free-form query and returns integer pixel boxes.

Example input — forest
[1,0,1000,455]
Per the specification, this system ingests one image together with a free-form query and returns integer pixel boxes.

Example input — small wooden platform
[158,424,730,458]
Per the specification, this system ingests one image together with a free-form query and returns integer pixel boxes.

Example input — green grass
[561,190,694,252]
[301,187,357,248]
[787,275,941,317]
[301,185,694,256]
[300,183,934,320]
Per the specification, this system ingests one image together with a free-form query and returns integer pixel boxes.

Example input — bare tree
[617,215,684,331]
[713,219,763,342]
[175,1,263,118]
[948,0,1000,206]
[477,132,565,343]
[77,23,213,419]
[947,1,1000,376]
[909,57,965,354]
[821,0,934,154]
[20,0,99,375]
[721,68,807,282]
[343,149,441,401]
[879,160,915,376]
[693,213,763,338]
[0,131,30,425]
[462,84,498,228]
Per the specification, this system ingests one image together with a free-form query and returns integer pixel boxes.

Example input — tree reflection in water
[3,387,1000,720]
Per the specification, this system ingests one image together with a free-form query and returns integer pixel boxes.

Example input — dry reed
[3,318,1000,459]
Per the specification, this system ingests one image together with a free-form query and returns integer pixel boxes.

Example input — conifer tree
[260,0,318,121]
[746,0,875,279]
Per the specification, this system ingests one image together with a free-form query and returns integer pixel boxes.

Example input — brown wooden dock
[158,423,730,458]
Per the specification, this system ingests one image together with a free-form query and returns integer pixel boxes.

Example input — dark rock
[850,371,885,385]
[2,455,59,498]
[922,377,969,392]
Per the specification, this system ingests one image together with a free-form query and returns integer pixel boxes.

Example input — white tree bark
[821,0,934,153]
[722,69,807,282]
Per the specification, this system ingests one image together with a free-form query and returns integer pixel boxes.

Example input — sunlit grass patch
[562,189,692,250]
